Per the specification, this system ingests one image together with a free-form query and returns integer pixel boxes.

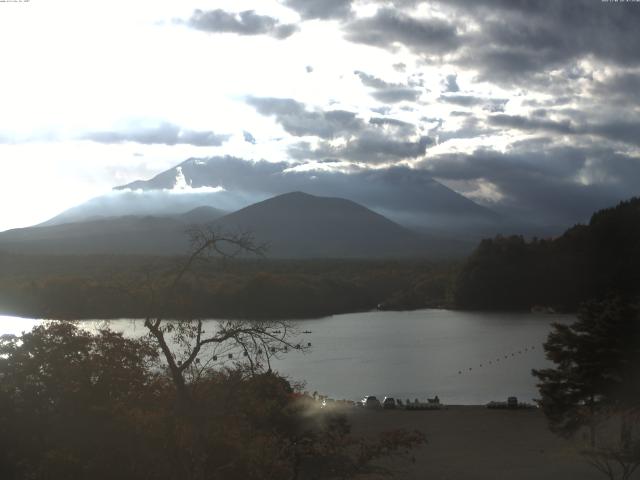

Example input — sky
[1,0,639,231]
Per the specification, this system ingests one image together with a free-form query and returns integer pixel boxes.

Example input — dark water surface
[1,309,572,404]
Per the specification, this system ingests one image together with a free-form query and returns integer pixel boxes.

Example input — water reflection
[0,309,572,404]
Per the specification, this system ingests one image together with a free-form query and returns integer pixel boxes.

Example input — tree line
[455,197,640,311]
[0,255,457,320]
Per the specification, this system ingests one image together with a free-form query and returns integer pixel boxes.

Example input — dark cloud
[282,0,353,20]
[345,8,461,54]
[289,130,432,164]
[82,122,230,147]
[592,72,640,105]
[583,118,640,148]
[185,9,297,38]
[338,2,640,88]
[249,97,432,164]
[487,113,640,147]
[421,143,640,225]
[245,97,365,138]
[354,70,421,103]
[441,0,640,84]
[488,114,574,135]
[439,95,507,112]
[393,62,406,72]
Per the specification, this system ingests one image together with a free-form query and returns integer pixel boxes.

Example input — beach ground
[343,406,609,480]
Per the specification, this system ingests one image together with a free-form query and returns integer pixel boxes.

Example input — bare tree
[141,226,307,408]
[582,410,640,480]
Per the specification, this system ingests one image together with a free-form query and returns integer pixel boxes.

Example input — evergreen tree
[533,298,640,446]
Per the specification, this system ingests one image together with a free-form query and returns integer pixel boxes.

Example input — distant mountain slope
[113,156,503,231]
[0,207,225,255]
[0,192,468,258]
[39,190,234,227]
[212,191,435,258]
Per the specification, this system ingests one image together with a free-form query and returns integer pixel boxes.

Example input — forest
[0,255,457,320]
[454,197,640,311]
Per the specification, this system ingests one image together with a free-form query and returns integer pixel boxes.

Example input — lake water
[0,309,572,405]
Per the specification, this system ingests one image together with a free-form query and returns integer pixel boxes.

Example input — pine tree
[532,298,640,447]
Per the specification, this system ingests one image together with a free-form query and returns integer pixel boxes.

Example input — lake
[0,309,572,405]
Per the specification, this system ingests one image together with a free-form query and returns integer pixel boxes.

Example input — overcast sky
[1,0,639,231]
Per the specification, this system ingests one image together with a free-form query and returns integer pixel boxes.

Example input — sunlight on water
[0,316,44,336]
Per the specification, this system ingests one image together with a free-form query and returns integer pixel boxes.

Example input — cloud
[442,74,459,93]
[488,114,574,135]
[344,8,461,54]
[439,95,508,112]
[247,96,430,164]
[440,0,640,84]
[289,130,432,164]
[243,131,256,144]
[282,0,353,20]
[245,96,365,138]
[354,71,422,103]
[82,122,230,146]
[338,2,640,89]
[487,113,640,147]
[592,72,640,105]
[185,9,297,39]
[369,116,416,134]
[421,142,640,225]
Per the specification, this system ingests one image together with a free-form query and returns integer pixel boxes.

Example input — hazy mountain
[39,189,239,227]
[0,207,225,256]
[211,191,465,258]
[0,192,470,258]
[111,156,504,233]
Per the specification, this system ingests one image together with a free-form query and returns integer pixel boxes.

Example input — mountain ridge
[0,192,470,258]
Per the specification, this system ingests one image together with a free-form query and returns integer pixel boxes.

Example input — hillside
[0,207,224,255]
[0,192,467,258]
[454,197,640,311]
[213,191,443,258]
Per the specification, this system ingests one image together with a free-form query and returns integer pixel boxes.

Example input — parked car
[382,397,397,409]
[360,396,382,409]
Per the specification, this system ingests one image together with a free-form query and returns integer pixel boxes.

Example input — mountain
[0,207,225,256]
[0,192,468,258]
[39,189,236,227]
[212,191,464,258]
[107,156,505,234]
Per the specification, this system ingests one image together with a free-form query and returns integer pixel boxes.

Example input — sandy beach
[345,406,606,480]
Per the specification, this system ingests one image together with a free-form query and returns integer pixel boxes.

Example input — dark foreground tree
[0,323,425,480]
[533,298,640,479]
[133,227,310,410]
